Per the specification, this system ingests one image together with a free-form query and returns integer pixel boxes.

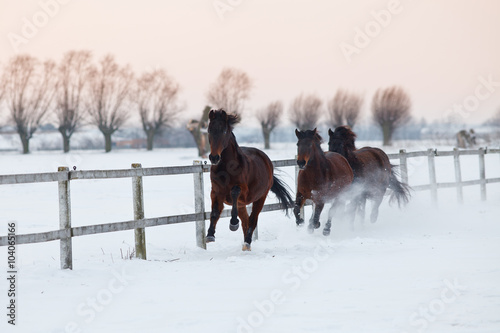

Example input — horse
[328,126,410,224]
[294,129,354,236]
[206,109,294,251]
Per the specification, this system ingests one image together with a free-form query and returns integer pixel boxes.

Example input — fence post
[193,161,206,249]
[399,149,408,184]
[132,163,146,260]
[453,148,463,204]
[427,148,438,204]
[58,166,72,270]
[478,147,486,201]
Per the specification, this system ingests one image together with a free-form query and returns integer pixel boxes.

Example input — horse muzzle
[297,159,306,169]
[209,154,221,165]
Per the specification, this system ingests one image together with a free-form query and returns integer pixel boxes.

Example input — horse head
[208,109,239,165]
[328,126,356,158]
[295,128,323,169]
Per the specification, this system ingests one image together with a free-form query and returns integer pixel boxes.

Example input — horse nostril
[209,154,221,165]
[297,160,306,169]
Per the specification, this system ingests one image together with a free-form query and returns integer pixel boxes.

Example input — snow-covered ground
[1,141,500,333]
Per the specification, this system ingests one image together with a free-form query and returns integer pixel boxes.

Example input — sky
[1,0,499,126]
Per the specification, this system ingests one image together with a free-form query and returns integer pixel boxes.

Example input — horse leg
[229,185,241,231]
[206,195,224,243]
[237,206,250,250]
[370,194,384,223]
[358,194,367,224]
[323,199,343,236]
[243,196,266,251]
[308,202,324,233]
[294,192,306,226]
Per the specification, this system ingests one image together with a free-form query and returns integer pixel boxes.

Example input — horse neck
[308,143,329,169]
[221,133,242,162]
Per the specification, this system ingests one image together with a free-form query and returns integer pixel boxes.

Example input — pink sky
[1,0,499,125]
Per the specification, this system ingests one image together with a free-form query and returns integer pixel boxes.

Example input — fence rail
[1,147,499,269]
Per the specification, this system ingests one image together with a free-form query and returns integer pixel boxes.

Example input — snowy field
[1,141,500,333]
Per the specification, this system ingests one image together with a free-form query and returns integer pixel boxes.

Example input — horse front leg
[206,194,224,243]
[308,202,324,233]
[229,185,241,231]
[294,192,306,226]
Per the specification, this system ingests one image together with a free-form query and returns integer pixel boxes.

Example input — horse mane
[210,109,240,130]
[334,126,357,152]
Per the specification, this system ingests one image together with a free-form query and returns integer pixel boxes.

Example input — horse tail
[388,164,411,207]
[271,175,295,216]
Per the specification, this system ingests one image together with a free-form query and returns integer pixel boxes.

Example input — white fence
[1,147,499,269]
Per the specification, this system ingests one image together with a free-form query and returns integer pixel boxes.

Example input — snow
[1,142,500,333]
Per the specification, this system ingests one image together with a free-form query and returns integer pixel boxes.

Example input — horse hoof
[296,219,304,226]
[323,229,331,236]
[314,222,321,229]
[242,243,251,251]
[229,222,239,231]
[206,236,215,243]
[307,225,315,234]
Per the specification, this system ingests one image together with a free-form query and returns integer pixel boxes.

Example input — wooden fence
[1,147,499,269]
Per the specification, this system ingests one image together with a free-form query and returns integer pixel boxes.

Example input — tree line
[0,51,182,153]
[0,50,415,154]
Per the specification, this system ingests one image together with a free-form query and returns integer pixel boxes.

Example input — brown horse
[294,129,354,236]
[207,109,294,250]
[328,126,410,223]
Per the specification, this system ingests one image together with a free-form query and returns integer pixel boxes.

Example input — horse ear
[295,129,302,139]
[328,128,333,136]
[221,110,227,120]
[313,128,317,134]
[209,110,215,120]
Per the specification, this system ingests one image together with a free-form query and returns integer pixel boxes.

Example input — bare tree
[327,89,363,129]
[289,93,322,130]
[256,100,283,149]
[206,68,252,118]
[135,68,182,150]
[55,50,93,153]
[1,55,57,154]
[86,54,133,152]
[372,86,412,146]
[187,105,211,158]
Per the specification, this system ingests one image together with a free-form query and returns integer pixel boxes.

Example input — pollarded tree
[327,89,363,129]
[1,54,57,154]
[86,54,133,153]
[256,100,283,149]
[372,86,412,146]
[55,50,93,153]
[206,68,252,118]
[135,68,182,150]
[289,93,322,130]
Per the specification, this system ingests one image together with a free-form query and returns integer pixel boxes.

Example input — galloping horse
[294,129,354,236]
[328,126,410,223]
[207,109,294,250]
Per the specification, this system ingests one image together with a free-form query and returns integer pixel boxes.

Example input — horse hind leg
[237,206,251,250]
[370,194,384,223]
[229,185,241,231]
[243,196,266,251]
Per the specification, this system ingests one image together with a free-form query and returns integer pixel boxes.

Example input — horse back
[353,147,391,184]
